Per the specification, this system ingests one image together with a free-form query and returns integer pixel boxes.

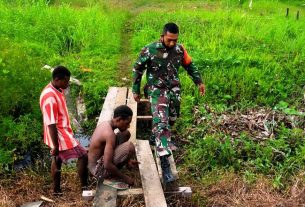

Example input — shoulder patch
[181,45,192,65]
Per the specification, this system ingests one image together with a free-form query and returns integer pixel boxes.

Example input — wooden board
[21,201,43,207]
[94,87,128,207]
[93,180,117,207]
[137,115,152,120]
[115,87,128,106]
[117,186,192,197]
[98,87,118,124]
[117,188,143,197]
[136,140,167,207]
[168,154,179,180]
[126,88,137,144]
[165,187,192,197]
[155,148,163,181]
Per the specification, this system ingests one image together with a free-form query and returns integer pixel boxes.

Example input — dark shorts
[57,145,87,163]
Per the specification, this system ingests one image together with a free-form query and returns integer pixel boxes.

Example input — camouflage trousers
[148,86,181,157]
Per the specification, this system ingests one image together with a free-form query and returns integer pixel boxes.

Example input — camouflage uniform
[132,41,202,157]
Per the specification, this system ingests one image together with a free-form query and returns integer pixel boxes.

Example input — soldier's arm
[181,45,205,95]
[132,47,150,95]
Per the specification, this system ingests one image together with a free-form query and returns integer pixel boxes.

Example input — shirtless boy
[88,105,138,186]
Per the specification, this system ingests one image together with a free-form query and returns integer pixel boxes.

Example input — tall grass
[131,1,305,108]
[0,0,126,170]
[130,0,305,187]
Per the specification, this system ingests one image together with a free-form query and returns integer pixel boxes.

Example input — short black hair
[113,105,133,120]
[52,65,71,80]
[162,23,179,35]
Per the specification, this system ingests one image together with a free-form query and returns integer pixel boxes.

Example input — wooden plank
[21,201,43,207]
[117,187,192,197]
[93,181,117,207]
[126,88,137,144]
[94,87,125,207]
[137,115,152,120]
[136,140,167,207]
[115,87,128,106]
[98,87,118,124]
[155,148,163,181]
[117,188,143,196]
[168,154,179,179]
[165,187,192,197]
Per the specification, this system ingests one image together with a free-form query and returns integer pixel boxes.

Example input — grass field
[0,0,127,169]
[0,0,305,206]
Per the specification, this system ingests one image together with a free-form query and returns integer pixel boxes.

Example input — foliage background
[0,0,127,170]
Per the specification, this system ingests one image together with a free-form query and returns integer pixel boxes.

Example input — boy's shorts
[57,145,87,163]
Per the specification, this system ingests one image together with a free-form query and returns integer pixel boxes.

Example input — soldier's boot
[160,156,175,183]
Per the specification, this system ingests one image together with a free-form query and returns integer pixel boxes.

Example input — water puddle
[74,129,91,148]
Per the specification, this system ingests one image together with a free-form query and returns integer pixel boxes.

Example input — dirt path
[116,13,134,87]
[109,0,139,87]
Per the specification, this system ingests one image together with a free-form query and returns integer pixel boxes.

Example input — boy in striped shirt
[40,66,88,195]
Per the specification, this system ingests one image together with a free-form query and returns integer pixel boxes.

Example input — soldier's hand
[133,93,141,102]
[199,83,205,96]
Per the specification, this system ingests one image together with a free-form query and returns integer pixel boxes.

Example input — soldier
[132,23,205,183]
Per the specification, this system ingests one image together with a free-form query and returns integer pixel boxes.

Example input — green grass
[130,0,305,188]
[0,0,127,171]
[131,3,305,108]
[1,0,305,190]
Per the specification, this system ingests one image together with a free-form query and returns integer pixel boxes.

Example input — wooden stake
[286,8,289,17]
[40,196,54,203]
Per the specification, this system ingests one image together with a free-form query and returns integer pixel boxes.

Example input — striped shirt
[40,83,79,151]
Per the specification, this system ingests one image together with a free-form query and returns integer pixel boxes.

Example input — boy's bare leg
[77,154,88,188]
[51,156,62,193]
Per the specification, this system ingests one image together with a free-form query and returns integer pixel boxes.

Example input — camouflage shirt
[132,41,203,94]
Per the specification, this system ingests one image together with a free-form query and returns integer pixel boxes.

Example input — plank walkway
[93,87,187,206]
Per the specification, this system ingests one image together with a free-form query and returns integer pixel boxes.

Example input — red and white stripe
[40,83,79,151]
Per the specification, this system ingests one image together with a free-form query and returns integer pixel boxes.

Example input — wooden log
[286,8,289,17]
[136,140,167,207]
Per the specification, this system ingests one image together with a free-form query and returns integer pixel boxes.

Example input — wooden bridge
[92,87,191,207]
